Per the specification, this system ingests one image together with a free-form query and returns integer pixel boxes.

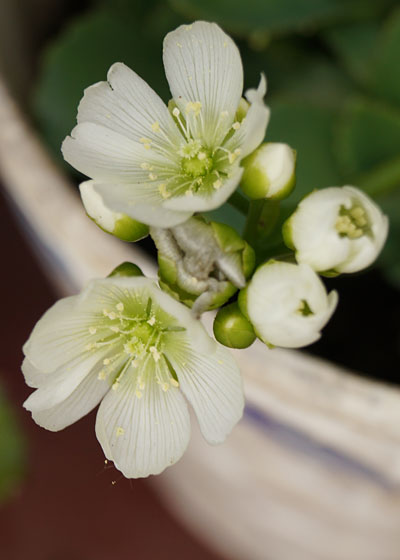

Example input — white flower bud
[241,142,296,200]
[284,186,389,274]
[239,261,338,348]
[80,181,148,242]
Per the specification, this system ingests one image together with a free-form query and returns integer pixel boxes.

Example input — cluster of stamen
[85,297,181,409]
[137,101,245,200]
[336,204,369,239]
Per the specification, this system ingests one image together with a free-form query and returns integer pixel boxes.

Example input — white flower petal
[62,122,176,183]
[23,350,112,413]
[163,22,243,145]
[92,182,192,228]
[163,167,243,212]
[23,295,93,373]
[78,62,182,152]
[95,361,190,478]
[165,340,244,444]
[21,358,49,388]
[23,356,115,432]
[229,74,270,158]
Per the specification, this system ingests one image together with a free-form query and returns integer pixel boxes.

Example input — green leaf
[33,3,182,164]
[334,97,400,178]
[267,100,342,203]
[370,8,400,107]
[168,0,394,36]
[0,384,25,503]
[323,21,380,86]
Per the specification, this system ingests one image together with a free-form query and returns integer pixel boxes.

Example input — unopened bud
[213,302,256,349]
[80,181,149,242]
[108,262,144,278]
[241,142,296,200]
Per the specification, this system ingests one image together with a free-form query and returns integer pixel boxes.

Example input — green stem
[227,190,250,215]
[243,199,281,247]
[243,200,264,246]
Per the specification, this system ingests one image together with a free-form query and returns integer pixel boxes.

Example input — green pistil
[182,153,213,178]
[336,204,369,239]
[298,299,314,316]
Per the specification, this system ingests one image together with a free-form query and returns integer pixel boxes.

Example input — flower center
[87,294,183,399]
[336,204,369,239]
[181,148,213,178]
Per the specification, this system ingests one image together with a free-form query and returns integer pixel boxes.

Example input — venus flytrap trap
[22,20,389,479]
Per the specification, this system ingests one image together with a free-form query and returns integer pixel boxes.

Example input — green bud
[213,302,256,349]
[241,143,296,201]
[80,182,149,242]
[108,262,144,278]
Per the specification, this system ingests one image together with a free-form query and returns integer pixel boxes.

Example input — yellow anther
[103,309,109,316]
[198,152,206,160]
[116,426,125,437]
[217,360,224,365]
[112,380,120,391]
[150,346,161,362]
[185,101,202,116]
[149,173,158,181]
[170,378,179,388]
[213,179,222,189]
[135,390,143,399]
[116,302,124,312]
[139,381,145,390]
[221,110,229,119]
[89,326,97,335]
[162,383,169,392]
[139,137,152,144]
[131,359,139,369]
[147,316,156,326]
[232,122,241,130]
[151,121,160,132]
[97,370,107,380]
[158,183,171,199]
[140,162,151,170]
[103,358,111,366]
[172,107,180,117]
[108,311,117,320]
[85,343,94,351]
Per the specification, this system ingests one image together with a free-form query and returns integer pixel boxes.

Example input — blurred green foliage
[0,383,25,503]
[33,0,400,285]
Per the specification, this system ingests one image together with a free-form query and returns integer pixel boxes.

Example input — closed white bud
[241,142,296,200]
[283,186,388,274]
[80,181,148,242]
[239,261,338,348]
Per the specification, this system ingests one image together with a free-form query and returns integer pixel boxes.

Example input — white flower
[241,142,296,200]
[22,276,244,478]
[239,260,338,348]
[284,186,389,274]
[62,21,270,228]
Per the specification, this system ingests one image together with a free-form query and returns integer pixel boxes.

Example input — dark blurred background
[1,0,400,557]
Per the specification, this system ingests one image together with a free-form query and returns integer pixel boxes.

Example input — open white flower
[22,276,243,478]
[284,186,389,274]
[239,260,338,348]
[62,21,269,228]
